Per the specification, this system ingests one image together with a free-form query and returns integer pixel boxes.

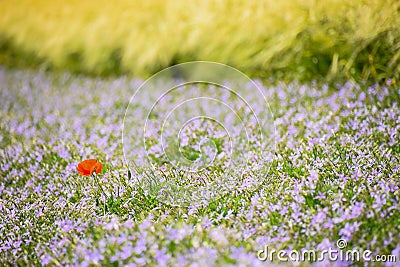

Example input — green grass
[0,0,399,82]
[1,67,399,265]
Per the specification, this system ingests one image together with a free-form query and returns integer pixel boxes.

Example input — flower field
[0,0,399,80]
[1,66,399,266]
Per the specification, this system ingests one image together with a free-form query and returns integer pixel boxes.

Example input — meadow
[1,67,399,265]
[1,0,400,266]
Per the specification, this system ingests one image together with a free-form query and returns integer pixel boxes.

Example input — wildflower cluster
[0,67,399,266]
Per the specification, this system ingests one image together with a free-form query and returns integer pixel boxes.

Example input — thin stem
[92,172,109,199]
[93,172,108,216]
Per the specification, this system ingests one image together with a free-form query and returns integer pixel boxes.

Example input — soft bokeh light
[0,0,399,80]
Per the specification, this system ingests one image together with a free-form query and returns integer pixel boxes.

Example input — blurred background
[0,0,399,82]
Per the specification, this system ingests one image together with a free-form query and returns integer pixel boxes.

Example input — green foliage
[0,0,399,81]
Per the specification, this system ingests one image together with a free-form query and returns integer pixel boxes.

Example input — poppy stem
[93,172,109,207]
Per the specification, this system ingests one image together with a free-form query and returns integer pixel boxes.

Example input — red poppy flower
[77,159,102,176]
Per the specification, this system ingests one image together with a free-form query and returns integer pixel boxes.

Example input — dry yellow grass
[0,0,399,79]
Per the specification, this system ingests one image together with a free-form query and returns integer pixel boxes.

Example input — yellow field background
[0,0,399,80]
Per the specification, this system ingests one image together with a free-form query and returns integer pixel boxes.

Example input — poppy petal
[77,159,102,176]
[77,163,91,176]
[94,162,102,174]
[82,159,97,169]
[89,164,96,175]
